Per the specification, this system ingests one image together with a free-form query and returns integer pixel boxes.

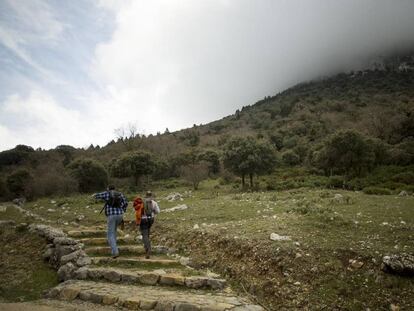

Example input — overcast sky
[1,0,414,151]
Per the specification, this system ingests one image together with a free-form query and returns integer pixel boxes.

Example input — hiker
[92,185,128,258]
[133,191,160,258]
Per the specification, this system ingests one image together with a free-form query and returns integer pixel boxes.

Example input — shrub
[68,158,108,193]
[391,172,414,184]
[326,175,345,188]
[362,187,392,195]
[282,150,301,166]
[6,169,34,198]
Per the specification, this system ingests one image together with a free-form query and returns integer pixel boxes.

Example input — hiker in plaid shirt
[93,185,128,258]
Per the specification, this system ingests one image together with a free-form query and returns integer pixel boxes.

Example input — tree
[68,158,108,192]
[223,137,276,188]
[198,150,220,175]
[316,130,375,177]
[111,151,155,186]
[180,162,209,190]
[6,169,34,197]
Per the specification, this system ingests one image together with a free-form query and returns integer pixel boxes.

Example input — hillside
[1,53,414,199]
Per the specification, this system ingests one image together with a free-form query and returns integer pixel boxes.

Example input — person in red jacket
[133,191,160,258]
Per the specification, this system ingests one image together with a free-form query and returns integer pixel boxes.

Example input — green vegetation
[0,218,58,302]
[0,57,413,200]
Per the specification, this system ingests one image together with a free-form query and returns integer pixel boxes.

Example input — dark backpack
[144,199,153,217]
[108,190,122,208]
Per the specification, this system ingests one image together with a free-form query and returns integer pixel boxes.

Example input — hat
[145,191,152,198]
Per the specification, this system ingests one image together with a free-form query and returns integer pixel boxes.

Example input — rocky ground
[1,186,413,310]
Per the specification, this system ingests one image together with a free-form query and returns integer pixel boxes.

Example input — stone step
[85,245,172,256]
[79,236,135,246]
[74,266,227,290]
[67,229,123,238]
[90,257,182,269]
[47,280,263,311]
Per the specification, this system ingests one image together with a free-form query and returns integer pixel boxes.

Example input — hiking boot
[145,250,151,259]
[112,254,119,259]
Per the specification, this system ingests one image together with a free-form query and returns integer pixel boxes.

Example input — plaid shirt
[95,191,128,216]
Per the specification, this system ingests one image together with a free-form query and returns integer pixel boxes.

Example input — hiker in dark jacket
[133,191,160,258]
[93,185,128,258]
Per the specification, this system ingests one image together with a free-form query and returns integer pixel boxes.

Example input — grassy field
[3,180,413,310]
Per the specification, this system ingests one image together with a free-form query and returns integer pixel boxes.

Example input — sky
[1,0,414,151]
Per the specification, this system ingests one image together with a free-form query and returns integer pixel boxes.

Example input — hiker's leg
[140,223,150,254]
[107,215,119,256]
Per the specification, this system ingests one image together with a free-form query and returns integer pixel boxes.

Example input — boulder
[164,204,189,213]
[382,253,414,276]
[57,262,76,281]
[270,233,291,241]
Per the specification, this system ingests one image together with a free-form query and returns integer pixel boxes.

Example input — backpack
[108,190,122,208]
[144,199,153,217]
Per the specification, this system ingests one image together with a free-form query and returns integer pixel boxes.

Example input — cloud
[92,0,414,133]
[0,89,84,150]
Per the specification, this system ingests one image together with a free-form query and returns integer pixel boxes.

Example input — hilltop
[0,53,413,199]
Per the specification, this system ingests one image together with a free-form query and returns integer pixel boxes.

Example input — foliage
[282,150,301,166]
[362,187,392,195]
[68,158,108,193]
[315,130,376,177]
[6,169,34,198]
[110,151,155,186]
[223,137,276,187]
[0,145,34,167]
[198,150,220,175]
[180,162,209,190]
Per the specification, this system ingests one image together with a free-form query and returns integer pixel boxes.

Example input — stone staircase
[44,226,264,311]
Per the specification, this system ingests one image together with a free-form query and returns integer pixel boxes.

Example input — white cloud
[0,89,85,150]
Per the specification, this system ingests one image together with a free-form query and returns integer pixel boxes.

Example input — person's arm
[152,200,160,214]
[94,191,109,201]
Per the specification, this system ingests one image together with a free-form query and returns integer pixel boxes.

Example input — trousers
[107,214,123,256]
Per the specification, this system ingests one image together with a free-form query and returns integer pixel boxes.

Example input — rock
[103,270,121,282]
[175,303,201,311]
[390,304,400,311]
[270,233,291,241]
[122,273,139,283]
[0,206,7,212]
[185,277,207,289]
[180,257,192,266]
[398,191,408,197]
[59,287,80,301]
[166,192,183,201]
[102,294,118,305]
[207,278,226,290]
[139,273,160,285]
[160,274,185,286]
[76,215,85,222]
[53,237,78,245]
[123,297,141,309]
[13,198,26,206]
[155,302,175,311]
[232,305,264,311]
[0,220,16,227]
[57,262,76,281]
[140,299,157,309]
[76,256,91,267]
[60,249,86,265]
[349,259,364,270]
[43,247,55,260]
[73,267,89,280]
[164,204,189,213]
[382,253,414,276]
[193,224,200,230]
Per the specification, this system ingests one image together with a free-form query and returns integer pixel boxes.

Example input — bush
[32,168,77,197]
[282,150,301,166]
[362,187,392,195]
[6,169,34,198]
[68,158,108,193]
[326,175,345,188]
[391,172,414,184]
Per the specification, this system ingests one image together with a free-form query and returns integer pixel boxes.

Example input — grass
[15,182,414,309]
[0,224,58,302]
